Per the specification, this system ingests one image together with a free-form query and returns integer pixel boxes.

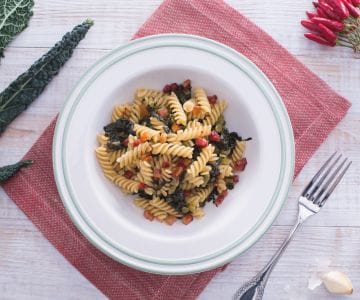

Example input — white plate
[53,34,294,275]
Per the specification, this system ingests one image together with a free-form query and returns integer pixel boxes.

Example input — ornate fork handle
[233,219,303,300]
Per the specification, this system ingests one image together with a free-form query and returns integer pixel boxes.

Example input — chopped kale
[174,84,192,104]
[165,188,187,212]
[138,190,152,200]
[209,164,220,183]
[192,147,201,160]
[104,118,134,150]
[206,189,218,203]
[226,182,234,190]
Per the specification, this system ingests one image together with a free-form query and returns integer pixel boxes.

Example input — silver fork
[233,153,352,300]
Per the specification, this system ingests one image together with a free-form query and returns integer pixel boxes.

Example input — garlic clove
[322,271,353,295]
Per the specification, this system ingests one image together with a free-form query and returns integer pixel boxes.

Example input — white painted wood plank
[0,0,359,299]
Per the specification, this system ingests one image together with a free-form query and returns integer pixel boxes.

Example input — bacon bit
[122,139,129,146]
[132,139,141,147]
[234,158,247,172]
[144,210,154,221]
[157,107,169,117]
[183,190,191,197]
[207,95,218,104]
[215,190,228,206]
[171,123,181,132]
[138,182,147,190]
[159,133,167,143]
[183,79,191,90]
[209,131,220,142]
[195,138,209,148]
[170,83,178,91]
[177,159,191,169]
[192,105,203,116]
[163,84,172,93]
[140,132,150,142]
[153,168,162,179]
[182,214,193,225]
[124,170,134,179]
[162,161,170,168]
[172,166,184,177]
[165,215,177,225]
[233,175,240,183]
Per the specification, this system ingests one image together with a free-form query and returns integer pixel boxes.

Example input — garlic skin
[322,271,353,295]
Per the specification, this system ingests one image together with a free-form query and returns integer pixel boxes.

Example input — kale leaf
[0,0,34,58]
[0,19,93,134]
[0,159,33,182]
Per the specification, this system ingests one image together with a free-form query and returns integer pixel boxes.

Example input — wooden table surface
[0,1,359,299]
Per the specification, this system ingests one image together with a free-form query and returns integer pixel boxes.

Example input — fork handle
[233,219,303,300]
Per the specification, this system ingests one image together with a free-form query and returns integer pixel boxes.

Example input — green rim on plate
[53,34,295,274]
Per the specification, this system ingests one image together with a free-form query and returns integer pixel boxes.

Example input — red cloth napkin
[2,0,350,299]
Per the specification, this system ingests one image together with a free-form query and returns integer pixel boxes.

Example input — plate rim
[53,33,295,274]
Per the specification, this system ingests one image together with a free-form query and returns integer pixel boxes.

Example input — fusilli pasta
[95,79,250,225]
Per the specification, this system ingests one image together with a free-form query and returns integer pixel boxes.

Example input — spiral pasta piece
[219,164,233,178]
[192,207,205,219]
[187,184,214,205]
[135,88,166,107]
[134,124,159,141]
[216,177,227,193]
[150,117,166,132]
[111,104,131,122]
[95,147,118,181]
[231,140,246,166]
[149,197,183,217]
[138,160,153,187]
[193,87,211,114]
[203,100,227,126]
[169,124,211,142]
[183,98,195,113]
[152,143,193,158]
[134,198,153,210]
[97,134,109,146]
[116,142,151,168]
[186,145,215,179]
[166,92,187,125]
[157,179,179,197]
[114,175,139,193]
[129,103,141,123]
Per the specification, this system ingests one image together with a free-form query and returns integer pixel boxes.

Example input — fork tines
[301,152,352,207]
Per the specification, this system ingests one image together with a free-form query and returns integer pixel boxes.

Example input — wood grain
[0,0,359,299]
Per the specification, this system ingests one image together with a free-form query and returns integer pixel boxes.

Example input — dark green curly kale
[0,159,33,182]
[0,19,94,134]
[0,0,34,58]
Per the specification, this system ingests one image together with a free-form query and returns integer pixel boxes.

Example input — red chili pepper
[318,23,337,42]
[306,11,318,18]
[312,17,344,31]
[317,7,328,17]
[352,0,360,7]
[304,32,337,46]
[343,0,360,16]
[301,20,321,32]
[319,2,343,20]
[326,0,349,18]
